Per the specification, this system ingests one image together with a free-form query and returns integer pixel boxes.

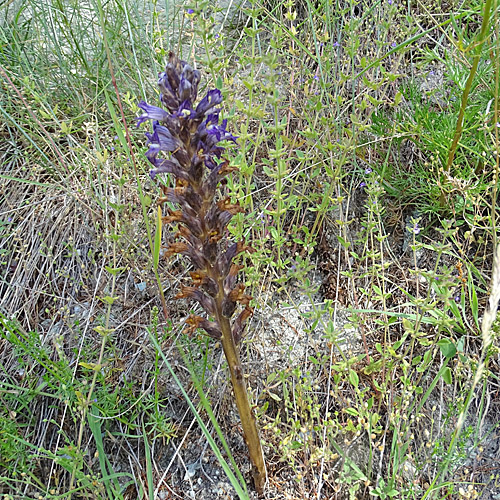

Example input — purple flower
[137,101,170,126]
[365,167,372,174]
[186,8,194,14]
[411,223,421,235]
[391,42,397,48]
[333,41,340,47]
[205,115,237,143]
[359,181,366,188]
[145,123,182,156]
[195,89,223,116]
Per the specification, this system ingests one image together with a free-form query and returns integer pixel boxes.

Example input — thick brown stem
[214,297,266,494]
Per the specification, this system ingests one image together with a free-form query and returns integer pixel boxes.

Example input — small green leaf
[411,355,422,366]
[437,339,457,359]
[417,349,433,372]
[336,235,351,249]
[93,326,114,337]
[367,95,384,106]
[349,369,359,388]
[100,295,119,305]
[268,392,281,402]
[344,407,359,416]
[363,359,383,375]
[75,390,86,405]
[79,362,102,371]
[442,367,452,384]
[105,265,125,276]
[469,277,479,326]
[402,318,413,332]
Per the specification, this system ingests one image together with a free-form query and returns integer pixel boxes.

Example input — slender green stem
[491,1,499,248]
[445,0,493,173]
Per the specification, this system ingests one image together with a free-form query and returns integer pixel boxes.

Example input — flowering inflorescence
[137,51,253,344]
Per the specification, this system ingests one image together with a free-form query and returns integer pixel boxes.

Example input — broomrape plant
[138,52,266,494]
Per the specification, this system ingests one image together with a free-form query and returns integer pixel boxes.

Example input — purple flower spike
[138,52,238,178]
[139,55,259,376]
[205,116,238,143]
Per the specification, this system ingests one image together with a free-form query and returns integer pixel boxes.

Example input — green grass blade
[88,406,128,499]
[142,420,155,500]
